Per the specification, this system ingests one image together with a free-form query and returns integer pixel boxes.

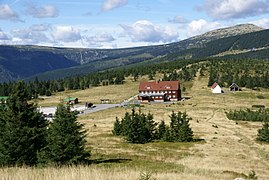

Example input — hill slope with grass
[0,24,267,82]
[5,61,268,180]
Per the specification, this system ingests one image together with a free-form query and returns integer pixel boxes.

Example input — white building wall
[212,85,222,93]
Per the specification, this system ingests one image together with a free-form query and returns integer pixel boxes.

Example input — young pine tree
[257,122,269,142]
[168,111,193,142]
[39,104,90,165]
[178,112,193,142]
[116,109,157,144]
[112,117,123,136]
[0,81,48,166]
[156,120,167,140]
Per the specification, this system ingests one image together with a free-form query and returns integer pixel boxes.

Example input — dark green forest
[2,57,269,99]
[0,58,202,98]
[207,59,269,88]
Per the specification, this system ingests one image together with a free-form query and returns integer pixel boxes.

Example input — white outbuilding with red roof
[211,82,222,94]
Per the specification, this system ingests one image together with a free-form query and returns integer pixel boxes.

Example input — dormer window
[165,86,170,89]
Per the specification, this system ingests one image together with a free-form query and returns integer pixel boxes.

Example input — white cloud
[25,3,59,18]
[87,33,115,43]
[102,0,128,12]
[168,15,188,24]
[11,27,51,44]
[51,26,81,43]
[0,4,21,21]
[84,33,116,48]
[0,29,11,40]
[187,19,222,37]
[199,0,269,20]
[250,18,269,28]
[30,24,51,31]
[120,20,179,43]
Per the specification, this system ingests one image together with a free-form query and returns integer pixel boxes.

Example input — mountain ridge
[0,24,267,82]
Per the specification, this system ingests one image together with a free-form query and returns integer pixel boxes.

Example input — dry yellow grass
[36,76,141,106]
[1,73,269,180]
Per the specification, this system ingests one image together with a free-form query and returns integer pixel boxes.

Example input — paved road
[82,103,121,115]
[40,103,122,116]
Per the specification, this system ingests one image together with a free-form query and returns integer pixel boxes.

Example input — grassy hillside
[29,28,269,81]
[0,24,267,82]
[2,68,269,179]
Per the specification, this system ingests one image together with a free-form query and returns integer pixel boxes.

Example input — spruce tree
[115,109,157,144]
[39,104,90,165]
[168,111,193,142]
[178,112,193,142]
[0,81,48,166]
[157,120,166,140]
[257,122,269,142]
[112,117,123,136]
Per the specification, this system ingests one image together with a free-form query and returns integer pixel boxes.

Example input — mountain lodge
[138,81,181,103]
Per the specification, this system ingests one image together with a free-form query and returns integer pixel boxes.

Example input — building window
[173,95,176,98]
[169,91,171,93]
[173,91,176,93]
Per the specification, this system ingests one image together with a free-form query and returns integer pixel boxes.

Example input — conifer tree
[157,120,167,140]
[112,117,123,136]
[0,81,48,166]
[178,112,193,142]
[169,111,193,142]
[39,104,90,165]
[114,109,157,144]
[257,122,269,142]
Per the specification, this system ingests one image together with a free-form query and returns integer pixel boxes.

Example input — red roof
[211,82,219,89]
[139,81,179,91]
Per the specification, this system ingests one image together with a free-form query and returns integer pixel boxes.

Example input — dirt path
[177,69,269,179]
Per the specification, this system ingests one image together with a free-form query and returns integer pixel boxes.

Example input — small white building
[211,82,222,94]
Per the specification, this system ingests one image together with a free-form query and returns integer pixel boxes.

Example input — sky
[0,0,269,49]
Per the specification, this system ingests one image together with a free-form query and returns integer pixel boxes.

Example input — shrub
[256,95,265,99]
[257,122,269,142]
[252,105,265,108]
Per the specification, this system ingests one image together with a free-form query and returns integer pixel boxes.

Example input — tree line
[0,58,202,99]
[226,108,269,122]
[207,59,269,89]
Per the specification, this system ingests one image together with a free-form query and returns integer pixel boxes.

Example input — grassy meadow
[1,73,269,180]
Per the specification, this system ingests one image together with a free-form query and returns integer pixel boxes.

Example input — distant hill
[0,24,267,82]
